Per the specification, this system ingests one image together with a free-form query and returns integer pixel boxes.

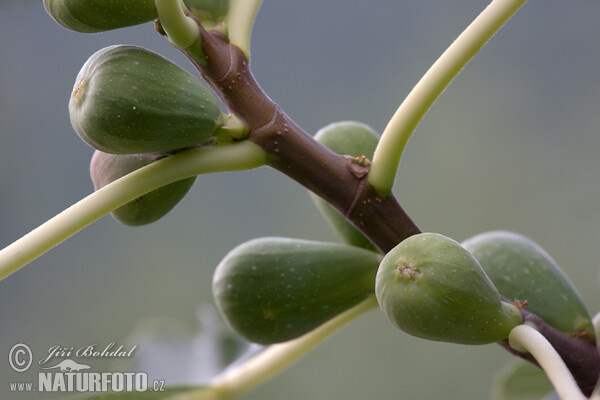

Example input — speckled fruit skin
[310,121,380,252]
[463,231,594,341]
[43,0,158,33]
[44,0,231,33]
[212,237,381,344]
[69,45,221,154]
[376,233,522,344]
[90,150,196,226]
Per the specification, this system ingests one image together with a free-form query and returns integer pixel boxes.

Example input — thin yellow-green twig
[508,324,586,400]
[368,0,527,196]
[225,0,262,59]
[593,311,600,343]
[170,296,379,400]
[0,142,268,281]
[156,0,200,49]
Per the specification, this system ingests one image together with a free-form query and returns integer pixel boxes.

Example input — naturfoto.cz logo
[8,343,165,394]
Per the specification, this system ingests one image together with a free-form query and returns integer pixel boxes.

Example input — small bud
[90,150,196,226]
[212,237,381,344]
[463,231,595,342]
[69,45,222,154]
[376,233,522,344]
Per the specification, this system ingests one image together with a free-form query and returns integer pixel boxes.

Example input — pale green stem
[0,142,268,281]
[170,296,379,400]
[156,0,200,49]
[508,324,586,400]
[225,0,262,59]
[368,0,528,195]
[594,312,600,344]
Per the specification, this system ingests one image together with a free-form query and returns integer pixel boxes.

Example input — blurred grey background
[1,1,599,399]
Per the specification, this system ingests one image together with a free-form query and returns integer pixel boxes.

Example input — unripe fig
[90,150,196,226]
[69,45,222,154]
[463,231,595,341]
[187,0,230,21]
[314,121,379,159]
[212,237,381,344]
[44,0,230,33]
[43,0,158,33]
[376,233,522,344]
[310,121,380,252]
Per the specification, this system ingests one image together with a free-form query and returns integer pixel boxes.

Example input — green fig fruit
[314,121,379,159]
[462,231,594,341]
[212,237,381,344]
[186,0,230,21]
[310,121,380,252]
[43,0,158,33]
[44,0,230,33]
[69,45,222,154]
[90,150,196,226]
[376,233,522,344]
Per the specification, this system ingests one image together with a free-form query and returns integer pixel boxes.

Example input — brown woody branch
[185,27,420,253]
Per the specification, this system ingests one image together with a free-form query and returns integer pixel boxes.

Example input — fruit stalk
[533,324,600,397]
[225,0,262,58]
[155,0,200,49]
[368,0,528,196]
[499,307,600,397]
[0,143,267,280]
[508,324,587,400]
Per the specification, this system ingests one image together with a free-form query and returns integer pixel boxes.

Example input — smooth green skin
[463,231,594,340]
[44,0,230,33]
[490,360,553,400]
[69,45,221,154]
[376,233,522,345]
[314,121,379,158]
[212,237,381,344]
[90,150,196,226]
[43,0,158,33]
[187,0,230,21]
[310,121,380,252]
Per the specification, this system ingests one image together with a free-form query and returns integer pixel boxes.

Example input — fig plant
[2,0,600,399]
